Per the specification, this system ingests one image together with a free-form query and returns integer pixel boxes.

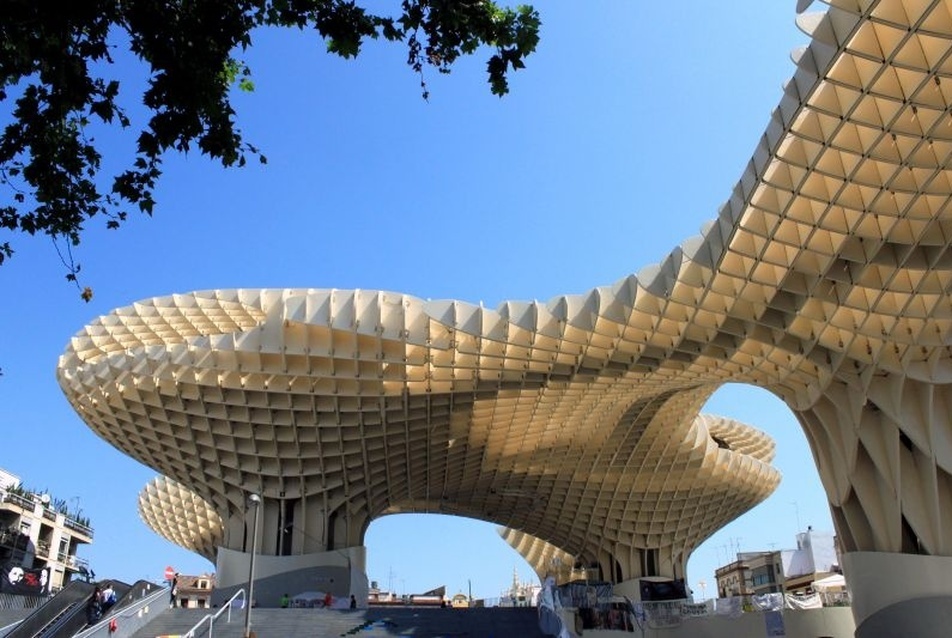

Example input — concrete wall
[853,596,952,638]
[213,545,368,608]
[845,552,952,638]
[559,607,855,638]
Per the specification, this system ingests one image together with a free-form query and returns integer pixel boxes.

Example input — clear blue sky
[0,2,834,600]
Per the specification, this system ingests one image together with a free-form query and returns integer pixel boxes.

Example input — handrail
[184,588,246,638]
[0,619,23,636]
[72,583,167,638]
[31,600,82,638]
[4,581,90,638]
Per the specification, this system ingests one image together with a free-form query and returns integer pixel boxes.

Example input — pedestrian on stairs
[86,588,102,625]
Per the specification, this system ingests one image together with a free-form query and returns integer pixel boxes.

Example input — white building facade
[0,468,93,595]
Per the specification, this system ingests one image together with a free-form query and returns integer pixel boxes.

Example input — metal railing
[0,591,47,611]
[60,553,90,572]
[184,588,246,638]
[819,591,851,607]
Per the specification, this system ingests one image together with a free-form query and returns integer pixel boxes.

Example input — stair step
[129,606,547,638]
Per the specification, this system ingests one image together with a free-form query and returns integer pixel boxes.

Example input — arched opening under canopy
[364,513,537,603]
[688,384,835,598]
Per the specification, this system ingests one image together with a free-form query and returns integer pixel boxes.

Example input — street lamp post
[244,493,261,638]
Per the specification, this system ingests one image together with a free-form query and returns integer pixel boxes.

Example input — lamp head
[248,493,261,506]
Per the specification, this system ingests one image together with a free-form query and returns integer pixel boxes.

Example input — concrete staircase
[130,606,548,638]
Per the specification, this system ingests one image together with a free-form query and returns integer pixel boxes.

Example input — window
[752,574,772,586]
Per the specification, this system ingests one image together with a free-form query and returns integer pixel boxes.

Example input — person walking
[85,588,102,625]
[169,574,178,608]
[101,582,117,612]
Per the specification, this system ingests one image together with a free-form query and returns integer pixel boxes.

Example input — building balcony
[64,516,94,540]
[0,526,29,550]
[58,552,90,572]
[1,491,35,510]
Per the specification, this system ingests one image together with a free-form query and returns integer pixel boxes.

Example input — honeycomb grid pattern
[138,475,224,562]
[57,0,952,587]
[59,287,780,582]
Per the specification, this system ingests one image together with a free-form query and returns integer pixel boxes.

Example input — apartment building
[0,468,93,594]
[714,551,784,598]
[174,573,216,609]
[714,528,840,599]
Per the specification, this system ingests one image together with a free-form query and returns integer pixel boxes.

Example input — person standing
[280,593,290,608]
[323,591,332,608]
[349,595,357,609]
[169,574,178,608]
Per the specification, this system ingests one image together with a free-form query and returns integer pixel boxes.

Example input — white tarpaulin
[643,601,682,628]
[291,591,327,607]
[784,593,822,609]
[813,574,846,592]
[680,602,710,617]
[714,596,744,618]
[751,593,784,611]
